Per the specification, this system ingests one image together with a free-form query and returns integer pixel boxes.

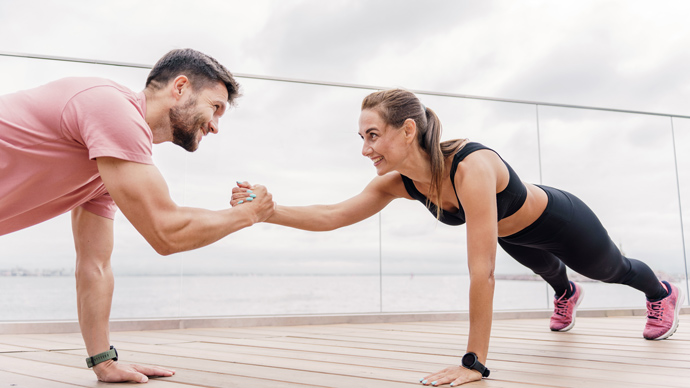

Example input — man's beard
[169,97,206,152]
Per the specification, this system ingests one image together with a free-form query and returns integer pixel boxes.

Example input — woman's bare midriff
[497,183,548,238]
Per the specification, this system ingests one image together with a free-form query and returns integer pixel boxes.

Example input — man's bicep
[96,157,176,230]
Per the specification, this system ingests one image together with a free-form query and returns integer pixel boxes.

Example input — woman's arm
[233,172,405,231]
[457,152,499,367]
[421,151,500,387]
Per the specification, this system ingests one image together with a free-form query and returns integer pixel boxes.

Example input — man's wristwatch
[461,352,490,378]
[85,346,118,368]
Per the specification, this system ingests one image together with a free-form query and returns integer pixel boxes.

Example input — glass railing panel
[379,96,547,312]
[538,107,685,308]
[2,52,688,323]
[173,80,383,316]
[0,56,168,321]
[668,117,690,299]
[0,216,77,320]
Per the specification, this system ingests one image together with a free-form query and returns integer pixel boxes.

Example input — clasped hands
[231,181,275,223]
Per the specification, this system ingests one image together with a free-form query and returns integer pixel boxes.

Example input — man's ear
[403,118,417,144]
[172,75,190,100]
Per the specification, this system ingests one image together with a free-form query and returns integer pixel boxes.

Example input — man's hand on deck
[93,360,175,383]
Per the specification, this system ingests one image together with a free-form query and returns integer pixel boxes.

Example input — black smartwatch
[461,352,490,378]
[86,346,118,368]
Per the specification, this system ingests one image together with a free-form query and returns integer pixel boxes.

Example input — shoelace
[647,300,664,320]
[554,297,570,317]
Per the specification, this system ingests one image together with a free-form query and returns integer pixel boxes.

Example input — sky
[1,0,690,281]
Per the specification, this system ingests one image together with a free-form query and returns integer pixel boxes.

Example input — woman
[232,89,684,387]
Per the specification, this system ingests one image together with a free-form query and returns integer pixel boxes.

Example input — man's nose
[208,119,219,134]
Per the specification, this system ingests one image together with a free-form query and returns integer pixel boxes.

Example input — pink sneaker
[643,281,684,340]
[550,282,584,332]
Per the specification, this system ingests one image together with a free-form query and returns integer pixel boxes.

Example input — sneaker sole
[552,284,585,332]
[648,284,685,341]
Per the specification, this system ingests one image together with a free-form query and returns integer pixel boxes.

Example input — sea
[0,274,661,322]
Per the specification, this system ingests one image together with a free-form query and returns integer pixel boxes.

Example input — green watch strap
[86,346,118,368]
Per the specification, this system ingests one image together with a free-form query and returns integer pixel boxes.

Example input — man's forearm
[76,260,114,357]
[148,205,255,255]
[71,208,116,360]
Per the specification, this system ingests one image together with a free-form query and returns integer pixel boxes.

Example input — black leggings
[498,185,666,300]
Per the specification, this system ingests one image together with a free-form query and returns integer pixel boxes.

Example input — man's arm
[71,207,175,383]
[96,157,274,255]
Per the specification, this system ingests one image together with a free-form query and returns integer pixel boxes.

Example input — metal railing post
[670,117,690,304]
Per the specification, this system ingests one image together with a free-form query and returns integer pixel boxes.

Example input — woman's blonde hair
[361,89,466,218]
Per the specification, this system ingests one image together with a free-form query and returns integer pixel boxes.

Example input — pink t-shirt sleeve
[61,85,153,219]
[62,85,153,164]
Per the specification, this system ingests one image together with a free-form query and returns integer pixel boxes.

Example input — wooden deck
[0,313,689,387]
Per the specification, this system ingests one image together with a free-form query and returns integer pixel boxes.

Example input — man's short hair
[146,48,241,104]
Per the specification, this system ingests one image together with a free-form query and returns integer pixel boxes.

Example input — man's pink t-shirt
[0,77,153,235]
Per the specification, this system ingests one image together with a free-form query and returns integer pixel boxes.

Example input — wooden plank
[287,322,689,351]
[157,332,690,371]
[1,314,688,387]
[0,354,111,387]
[96,347,573,388]
[0,369,81,387]
[0,354,198,387]
[61,341,535,387]
[4,350,322,388]
[112,321,690,367]
[30,348,431,388]
[0,343,37,353]
[55,336,678,388]
[263,329,689,363]
[0,335,84,351]
[110,344,666,388]
[158,338,690,384]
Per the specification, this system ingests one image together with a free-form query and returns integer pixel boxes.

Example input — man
[0,48,275,383]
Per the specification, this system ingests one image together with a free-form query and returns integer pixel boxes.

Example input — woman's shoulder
[452,144,504,186]
[452,142,494,161]
[369,171,411,199]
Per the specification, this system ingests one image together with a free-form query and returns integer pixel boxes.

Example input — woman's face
[358,109,410,176]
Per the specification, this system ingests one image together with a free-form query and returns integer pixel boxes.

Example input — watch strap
[86,346,118,368]
[462,352,490,378]
[475,362,490,378]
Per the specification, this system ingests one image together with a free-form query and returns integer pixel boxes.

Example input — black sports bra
[400,142,528,226]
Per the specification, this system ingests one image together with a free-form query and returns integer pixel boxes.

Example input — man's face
[169,81,229,152]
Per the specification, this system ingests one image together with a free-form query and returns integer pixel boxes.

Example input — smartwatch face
[462,353,476,367]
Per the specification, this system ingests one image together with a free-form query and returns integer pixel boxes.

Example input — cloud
[245,1,491,82]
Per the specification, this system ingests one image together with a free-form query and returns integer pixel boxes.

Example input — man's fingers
[132,363,176,377]
[99,369,147,383]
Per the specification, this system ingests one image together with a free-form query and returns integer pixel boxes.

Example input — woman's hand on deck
[420,365,482,386]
